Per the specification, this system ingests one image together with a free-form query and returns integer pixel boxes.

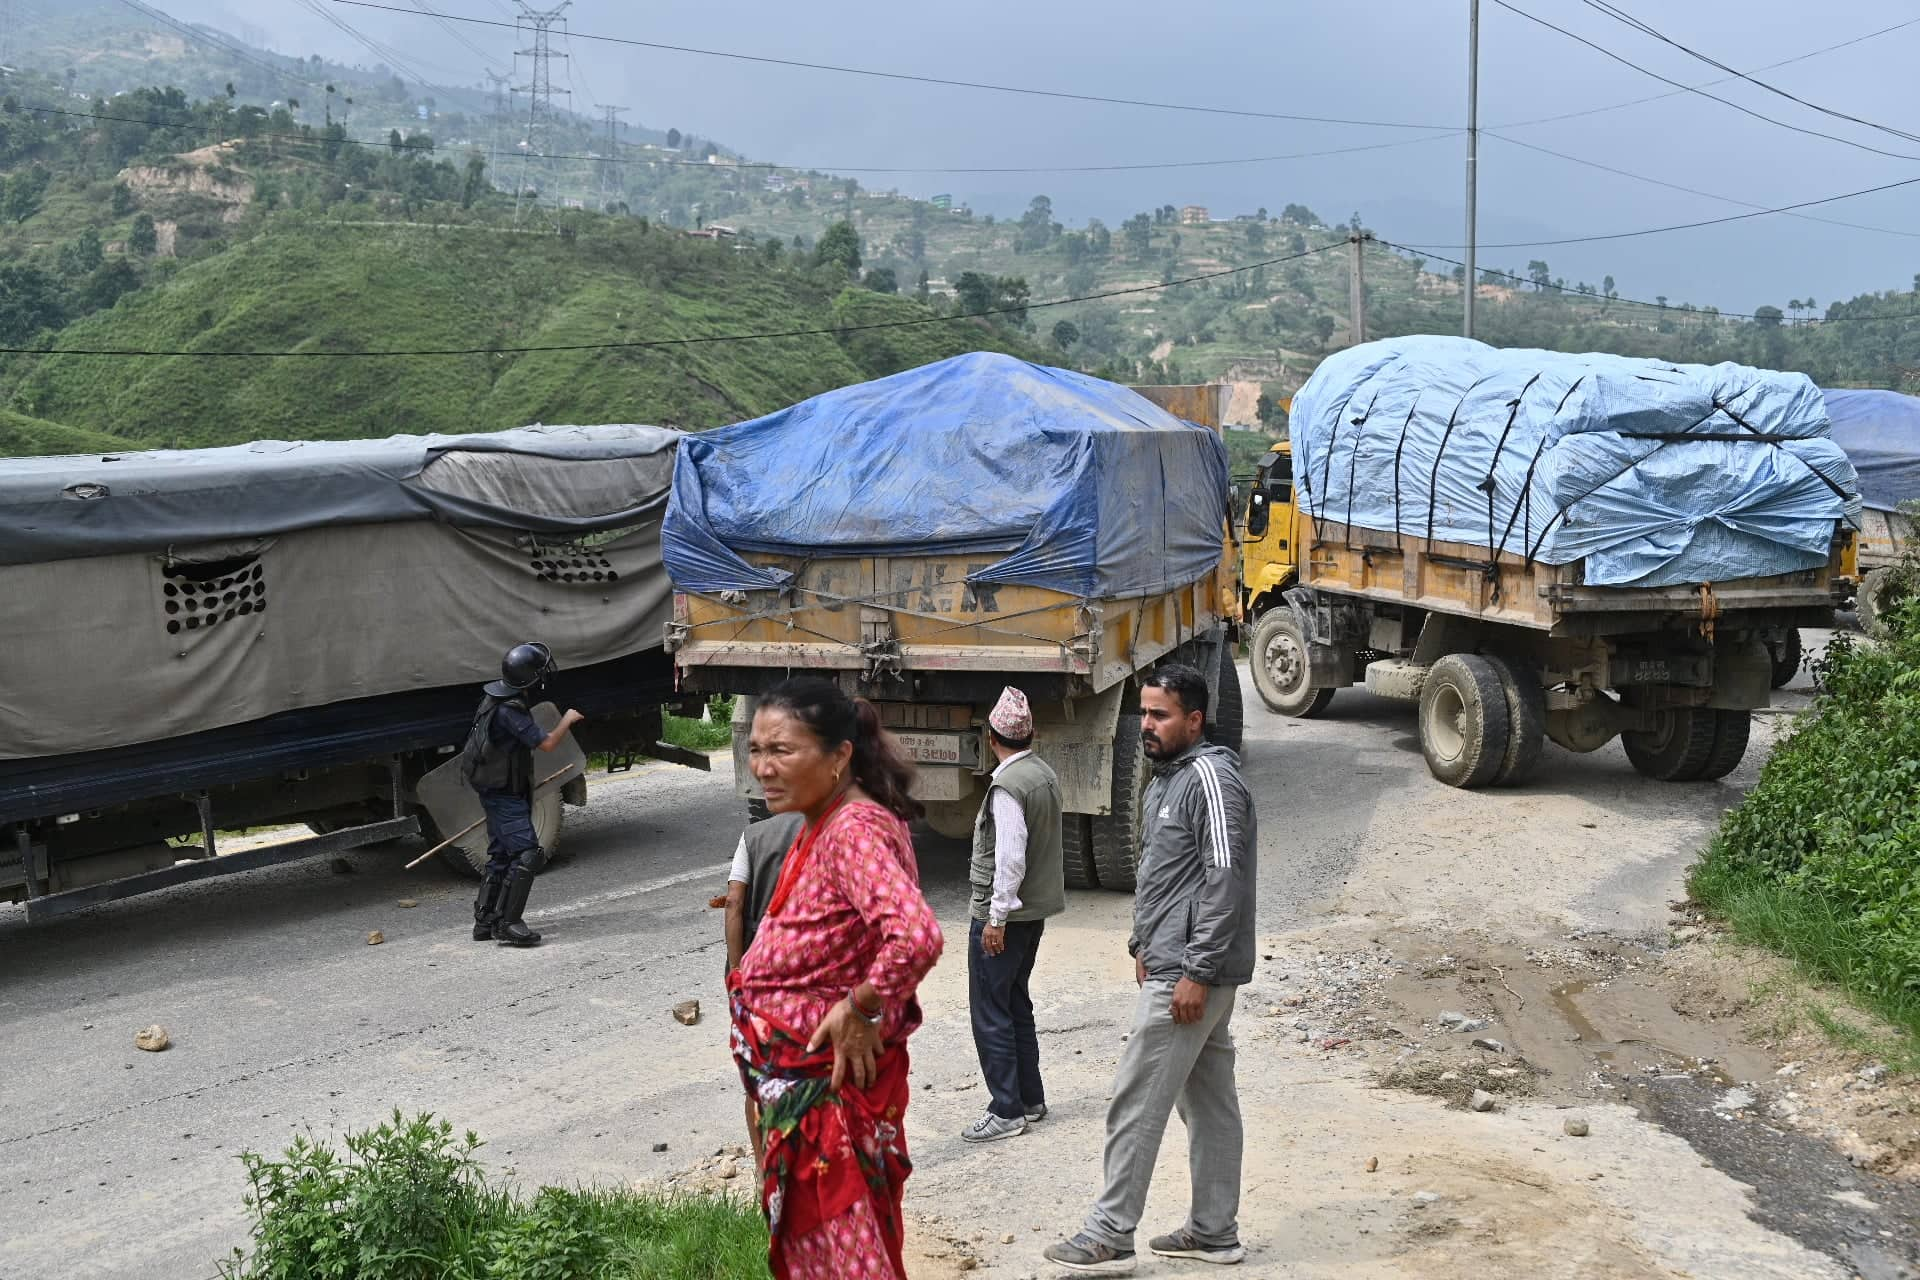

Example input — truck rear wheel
[438,786,565,878]
[1062,813,1098,890]
[1418,654,1511,788]
[1483,654,1546,786]
[1090,714,1144,892]
[1250,611,1334,718]
[1696,710,1751,781]
[1858,568,1899,636]
[1213,661,1246,756]
[1768,628,1802,689]
[1621,703,1717,781]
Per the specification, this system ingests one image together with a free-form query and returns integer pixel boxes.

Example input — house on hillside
[1180,205,1210,226]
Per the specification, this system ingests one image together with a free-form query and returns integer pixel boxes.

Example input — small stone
[1412,1190,1441,1205]
[1282,995,1305,1007]
[1859,1064,1889,1087]
[396,899,419,909]
[1267,1006,1282,1017]
[134,1025,170,1052]
[1439,1011,1488,1033]
[1438,1070,1461,1082]
[652,1142,669,1153]
[81,1023,93,1031]
[718,1160,740,1180]
[367,931,384,945]
[329,858,354,875]
[956,1260,978,1273]
[672,1000,701,1026]
[1671,926,1702,945]
[1364,1156,1379,1173]
[1776,1061,1805,1077]
[1471,1037,1506,1054]
[1001,1233,1016,1244]
[1469,1089,1497,1113]
[1294,1030,1310,1043]
[1564,1116,1590,1137]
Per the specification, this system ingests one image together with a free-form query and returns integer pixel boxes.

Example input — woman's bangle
[849,992,884,1026]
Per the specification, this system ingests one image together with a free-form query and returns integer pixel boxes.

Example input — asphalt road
[0,643,1864,1279]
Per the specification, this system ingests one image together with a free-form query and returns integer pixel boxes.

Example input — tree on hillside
[862,267,897,293]
[1051,319,1079,350]
[666,128,681,149]
[1245,220,1266,252]
[1020,194,1055,251]
[1281,203,1319,227]
[915,268,929,301]
[955,271,993,316]
[1754,305,1784,328]
[111,184,136,216]
[1087,218,1111,258]
[129,214,158,256]
[3,165,48,224]
[57,229,103,279]
[1603,274,1616,298]
[388,128,404,154]
[1312,312,1337,351]
[903,227,926,262]
[460,154,488,208]
[1527,259,1551,291]
[1123,213,1152,261]
[0,264,65,343]
[813,220,862,276]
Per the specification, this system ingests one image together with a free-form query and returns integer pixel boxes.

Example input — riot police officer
[463,642,584,947]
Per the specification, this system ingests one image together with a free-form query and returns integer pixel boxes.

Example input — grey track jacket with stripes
[1126,740,1258,987]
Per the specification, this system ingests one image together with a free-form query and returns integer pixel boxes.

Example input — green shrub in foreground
[219,1112,768,1280]
[1694,588,1920,1027]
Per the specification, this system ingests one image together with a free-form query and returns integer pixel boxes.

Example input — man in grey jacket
[1045,663,1256,1273]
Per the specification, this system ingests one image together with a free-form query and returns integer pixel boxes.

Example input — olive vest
[970,752,1066,923]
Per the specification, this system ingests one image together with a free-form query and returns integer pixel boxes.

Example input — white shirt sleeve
[727,833,751,885]
[988,788,1028,925]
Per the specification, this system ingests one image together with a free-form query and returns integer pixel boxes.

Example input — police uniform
[465,644,558,947]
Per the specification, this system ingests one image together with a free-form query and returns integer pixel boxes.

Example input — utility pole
[512,1,571,223]
[484,68,513,181]
[596,103,627,212]
[1348,232,1370,346]
[1464,0,1480,339]
[0,0,15,71]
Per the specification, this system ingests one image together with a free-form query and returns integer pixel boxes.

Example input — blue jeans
[968,916,1046,1120]
[478,790,537,877]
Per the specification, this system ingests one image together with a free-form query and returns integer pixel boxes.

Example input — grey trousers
[1083,979,1242,1251]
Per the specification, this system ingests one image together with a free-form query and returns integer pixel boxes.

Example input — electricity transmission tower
[511,1,571,222]
[484,68,513,181]
[0,0,16,71]
[596,103,627,212]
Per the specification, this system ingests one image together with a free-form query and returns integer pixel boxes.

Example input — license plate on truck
[893,730,976,768]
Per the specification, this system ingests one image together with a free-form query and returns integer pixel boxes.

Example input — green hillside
[1,215,1037,449]
[0,407,138,456]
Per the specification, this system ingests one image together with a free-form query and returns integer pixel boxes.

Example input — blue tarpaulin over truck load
[1289,336,1861,589]
[662,352,1231,599]
[1822,388,1920,513]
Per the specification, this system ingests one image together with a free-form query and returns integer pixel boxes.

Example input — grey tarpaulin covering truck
[661,353,1242,893]
[1249,337,1860,788]
[0,425,703,921]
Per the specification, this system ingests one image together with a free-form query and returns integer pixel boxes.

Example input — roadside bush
[1693,577,1920,1032]
[220,1112,766,1280]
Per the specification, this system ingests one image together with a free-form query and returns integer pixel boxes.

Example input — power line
[1484,131,1920,241]
[1400,170,1920,251]
[1490,0,1920,164]
[404,0,500,66]
[1492,12,1920,132]
[289,0,450,87]
[0,243,1346,359]
[333,0,1454,131]
[110,0,319,89]
[25,100,1454,175]
[1576,0,1920,146]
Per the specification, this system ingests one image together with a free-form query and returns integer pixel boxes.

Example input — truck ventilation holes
[161,559,268,635]
[527,554,616,585]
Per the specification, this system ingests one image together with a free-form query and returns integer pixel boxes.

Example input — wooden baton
[403,765,581,870]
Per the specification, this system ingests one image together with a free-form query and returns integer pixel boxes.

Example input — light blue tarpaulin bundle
[1821,388,1920,512]
[663,352,1231,598]
[1289,336,1862,589]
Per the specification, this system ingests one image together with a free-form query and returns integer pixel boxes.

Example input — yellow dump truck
[661,354,1243,891]
[1242,339,1859,788]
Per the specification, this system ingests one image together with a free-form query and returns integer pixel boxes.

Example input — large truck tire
[1417,654,1511,789]
[1062,813,1099,890]
[1483,654,1547,787]
[1090,714,1145,892]
[1213,661,1246,756]
[1249,610,1335,718]
[1621,703,1717,781]
[1858,568,1898,636]
[438,785,565,878]
[1768,628,1802,689]
[1696,710,1752,781]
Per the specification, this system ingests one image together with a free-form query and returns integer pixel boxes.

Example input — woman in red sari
[729,678,944,1280]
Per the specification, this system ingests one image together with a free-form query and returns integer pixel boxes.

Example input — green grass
[0,407,140,456]
[220,1112,768,1280]
[1689,584,1920,1063]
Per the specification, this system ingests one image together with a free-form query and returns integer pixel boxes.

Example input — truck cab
[1241,440,1301,618]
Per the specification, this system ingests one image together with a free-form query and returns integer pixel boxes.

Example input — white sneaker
[961,1111,1027,1143]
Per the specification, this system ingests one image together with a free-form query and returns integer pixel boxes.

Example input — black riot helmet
[486,642,555,698]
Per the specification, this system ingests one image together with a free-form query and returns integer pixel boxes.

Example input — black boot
[492,864,542,947]
[472,874,505,941]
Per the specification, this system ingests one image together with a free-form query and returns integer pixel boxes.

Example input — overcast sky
[171,0,1920,313]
